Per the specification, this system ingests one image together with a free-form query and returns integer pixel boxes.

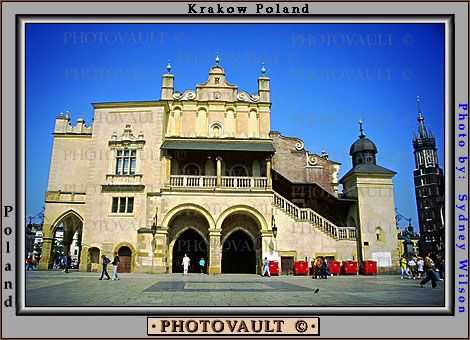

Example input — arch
[375,226,385,242]
[229,164,250,177]
[209,121,223,138]
[216,205,268,231]
[221,226,256,245]
[170,227,208,274]
[183,162,202,175]
[50,209,84,232]
[222,229,257,274]
[112,241,137,273]
[162,203,216,230]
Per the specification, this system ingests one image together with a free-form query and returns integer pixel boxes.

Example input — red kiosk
[294,260,309,275]
[268,261,279,276]
[341,260,358,275]
[328,260,341,276]
[360,260,377,275]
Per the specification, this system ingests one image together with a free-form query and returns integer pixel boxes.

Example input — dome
[349,136,378,156]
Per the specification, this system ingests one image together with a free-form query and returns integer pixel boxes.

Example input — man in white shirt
[182,254,191,275]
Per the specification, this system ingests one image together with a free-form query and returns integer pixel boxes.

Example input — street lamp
[271,216,277,238]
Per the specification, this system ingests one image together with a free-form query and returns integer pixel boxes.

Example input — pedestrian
[419,253,439,288]
[182,254,190,275]
[198,257,205,274]
[321,257,329,279]
[111,252,120,280]
[408,257,417,279]
[400,257,408,279]
[25,255,34,271]
[417,256,425,279]
[66,253,72,273]
[262,257,271,277]
[99,254,111,280]
[314,257,323,279]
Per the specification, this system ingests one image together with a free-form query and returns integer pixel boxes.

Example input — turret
[257,63,270,103]
[161,61,174,100]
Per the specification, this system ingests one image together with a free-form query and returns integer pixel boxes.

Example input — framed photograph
[1,1,468,339]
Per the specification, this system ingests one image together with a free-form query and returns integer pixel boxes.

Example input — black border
[15,14,455,317]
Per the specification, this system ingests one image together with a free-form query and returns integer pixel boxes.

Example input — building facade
[39,59,399,274]
[412,98,445,256]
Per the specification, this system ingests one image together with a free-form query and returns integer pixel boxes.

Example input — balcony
[169,175,269,190]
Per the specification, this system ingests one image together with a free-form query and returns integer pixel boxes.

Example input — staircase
[273,191,357,241]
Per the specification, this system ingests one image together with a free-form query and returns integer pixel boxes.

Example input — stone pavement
[25,271,445,307]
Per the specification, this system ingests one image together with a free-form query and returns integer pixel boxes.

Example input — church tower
[340,121,399,272]
[412,97,445,256]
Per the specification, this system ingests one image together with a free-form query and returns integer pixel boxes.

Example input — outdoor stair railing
[273,191,357,241]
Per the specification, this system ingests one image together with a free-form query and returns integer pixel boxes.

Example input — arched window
[230,164,249,177]
[210,122,223,138]
[183,163,201,176]
[375,227,384,242]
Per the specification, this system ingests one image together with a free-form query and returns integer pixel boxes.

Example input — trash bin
[341,260,358,275]
[294,260,309,275]
[360,260,377,275]
[269,261,279,276]
[328,260,341,276]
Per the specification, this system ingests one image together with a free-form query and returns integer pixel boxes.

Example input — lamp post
[150,221,159,273]
[271,216,277,239]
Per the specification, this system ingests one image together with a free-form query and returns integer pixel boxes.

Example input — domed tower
[339,121,399,273]
[349,120,378,166]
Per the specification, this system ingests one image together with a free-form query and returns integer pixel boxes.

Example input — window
[115,149,136,175]
[215,77,220,84]
[111,197,134,214]
[183,163,201,176]
[230,165,248,177]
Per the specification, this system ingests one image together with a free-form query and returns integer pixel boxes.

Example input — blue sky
[26,23,445,230]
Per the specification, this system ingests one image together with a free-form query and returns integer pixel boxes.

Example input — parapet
[54,113,92,135]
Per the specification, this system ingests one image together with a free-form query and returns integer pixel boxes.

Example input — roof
[339,164,396,183]
[91,100,167,109]
[349,136,378,155]
[161,139,275,153]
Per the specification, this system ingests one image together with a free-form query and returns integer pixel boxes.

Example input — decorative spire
[166,60,172,74]
[358,119,365,138]
[416,96,428,138]
[261,62,267,76]
[215,54,220,66]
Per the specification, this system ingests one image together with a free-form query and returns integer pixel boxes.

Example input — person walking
[321,257,329,279]
[417,256,425,279]
[408,257,417,279]
[25,255,34,271]
[182,254,191,275]
[419,253,439,288]
[262,257,271,277]
[198,257,206,274]
[400,257,408,279]
[99,254,111,280]
[111,252,120,280]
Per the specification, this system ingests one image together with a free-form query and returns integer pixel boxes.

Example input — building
[39,57,399,274]
[412,97,445,256]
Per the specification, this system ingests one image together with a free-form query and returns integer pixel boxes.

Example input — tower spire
[358,119,365,138]
[215,53,220,66]
[416,96,428,138]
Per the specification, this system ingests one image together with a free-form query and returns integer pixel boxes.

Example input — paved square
[25,271,445,308]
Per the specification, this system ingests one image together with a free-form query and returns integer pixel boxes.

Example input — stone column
[154,229,168,273]
[79,245,89,272]
[216,156,223,187]
[266,157,272,188]
[261,230,275,261]
[208,229,222,274]
[164,155,172,186]
[38,235,53,270]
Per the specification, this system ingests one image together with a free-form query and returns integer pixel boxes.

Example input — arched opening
[87,247,101,272]
[222,229,256,274]
[49,211,83,270]
[229,165,249,177]
[117,246,132,273]
[172,229,208,274]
